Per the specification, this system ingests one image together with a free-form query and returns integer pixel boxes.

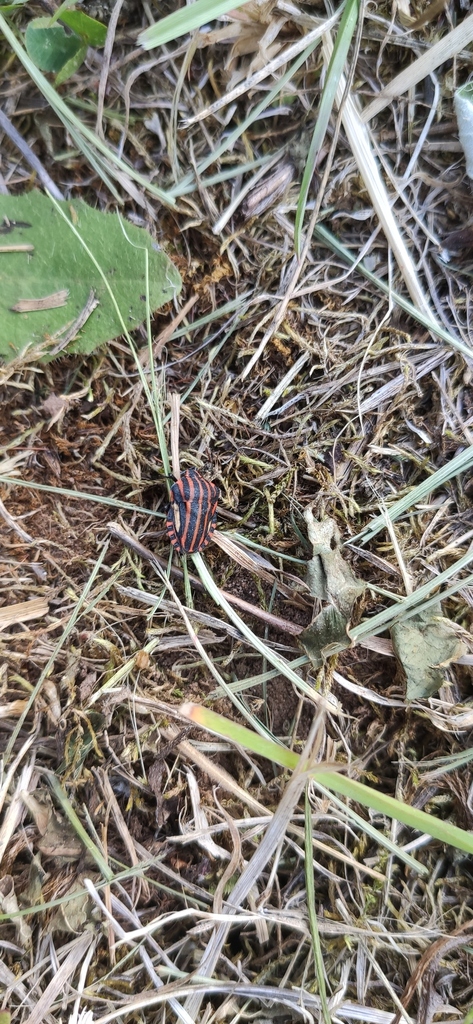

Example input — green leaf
[25,17,83,72]
[0,193,181,360]
[59,9,107,46]
[55,40,87,84]
[49,0,78,21]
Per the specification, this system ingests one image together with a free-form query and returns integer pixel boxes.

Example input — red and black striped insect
[166,467,219,554]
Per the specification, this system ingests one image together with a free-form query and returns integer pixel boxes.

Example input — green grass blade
[172,40,327,192]
[138,0,250,50]
[182,704,473,857]
[192,554,339,711]
[44,770,114,881]
[350,444,473,546]
[305,791,332,1024]
[294,0,359,255]
[352,563,473,641]
[0,475,163,518]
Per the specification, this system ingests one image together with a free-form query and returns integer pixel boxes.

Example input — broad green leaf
[55,40,87,84]
[49,0,79,21]
[0,193,181,360]
[59,9,107,46]
[25,17,83,72]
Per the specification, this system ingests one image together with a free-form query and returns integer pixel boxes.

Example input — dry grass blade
[0,761,36,870]
[82,880,196,1024]
[0,14,175,203]
[313,224,472,358]
[362,10,473,122]
[180,10,341,128]
[183,713,326,1018]
[21,933,96,1024]
[0,108,64,200]
[194,553,341,711]
[321,35,433,319]
[0,598,49,630]
[394,919,473,1024]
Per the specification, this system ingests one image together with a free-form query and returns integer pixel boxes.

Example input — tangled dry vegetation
[1,0,473,1022]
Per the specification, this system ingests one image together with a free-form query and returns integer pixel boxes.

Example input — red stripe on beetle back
[181,469,198,551]
[166,468,219,554]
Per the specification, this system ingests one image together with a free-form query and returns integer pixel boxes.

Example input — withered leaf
[300,513,364,668]
[22,790,83,862]
[49,876,100,935]
[300,606,350,669]
[304,513,365,618]
[392,608,468,701]
[0,875,32,950]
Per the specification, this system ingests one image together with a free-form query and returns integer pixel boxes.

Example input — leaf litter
[1,0,473,1022]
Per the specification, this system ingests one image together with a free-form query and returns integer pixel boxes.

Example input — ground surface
[1,2,473,1023]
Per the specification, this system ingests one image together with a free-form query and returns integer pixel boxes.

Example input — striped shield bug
[166,468,219,554]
